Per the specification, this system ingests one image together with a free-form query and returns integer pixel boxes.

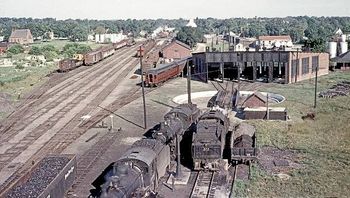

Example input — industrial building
[192,51,329,84]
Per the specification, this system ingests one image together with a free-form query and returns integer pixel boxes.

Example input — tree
[95,26,106,34]
[62,43,91,57]
[70,26,88,41]
[29,46,42,55]
[176,27,204,47]
[7,44,24,54]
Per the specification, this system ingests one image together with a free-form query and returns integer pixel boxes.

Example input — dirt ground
[0,93,14,118]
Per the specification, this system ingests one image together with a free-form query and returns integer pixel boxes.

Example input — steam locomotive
[92,103,200,198]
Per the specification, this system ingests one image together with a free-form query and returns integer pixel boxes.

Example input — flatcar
[145,57,189,87]
[230,123,258,164]
[192,110,229,171]
[94,138,170,198]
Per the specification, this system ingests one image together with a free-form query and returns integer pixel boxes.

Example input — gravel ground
[6,156,70,198]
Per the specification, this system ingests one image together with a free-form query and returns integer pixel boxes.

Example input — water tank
[340,42,348,55]
[341,34,347,42]
[328,42,337,58]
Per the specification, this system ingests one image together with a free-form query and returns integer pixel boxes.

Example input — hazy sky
[0,0,349,19]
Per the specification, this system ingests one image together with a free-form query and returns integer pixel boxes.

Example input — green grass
[0,63,57,98]
[238,71,350,197]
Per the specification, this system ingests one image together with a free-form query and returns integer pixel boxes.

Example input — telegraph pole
[138,46,147,129]
[314,64,318,109]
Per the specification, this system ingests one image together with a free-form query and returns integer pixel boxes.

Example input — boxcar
[101,45,115,59]
[84,50,103,66]
[58,58,83,72]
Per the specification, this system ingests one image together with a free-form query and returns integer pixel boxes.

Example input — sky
[0,0,349,20]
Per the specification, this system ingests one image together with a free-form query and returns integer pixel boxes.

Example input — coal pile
[6,156,70,198]
[319,81,350,98]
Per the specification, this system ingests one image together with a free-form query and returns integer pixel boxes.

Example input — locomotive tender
[192,110,230,171]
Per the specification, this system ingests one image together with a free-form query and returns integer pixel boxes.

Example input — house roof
[162,40,191,51]
[242,91,268,105]
[9,29,32,38]
[331,50,350,63]
[258,35,292,41]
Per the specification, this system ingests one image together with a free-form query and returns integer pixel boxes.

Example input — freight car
[231,123,258,164]
[145,57,189,87]
[94,138,170,198]
[4,155,76,198]
[58,39,130,72]
[58,58,84,72]
[192,110,230,171]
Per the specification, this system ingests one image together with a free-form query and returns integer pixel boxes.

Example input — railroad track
[0,46,137,139]
[191,171,216,198]
[0,44,148,191]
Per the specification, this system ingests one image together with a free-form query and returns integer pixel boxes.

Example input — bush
[42,45,58,53]
[62,43,91,58]
[29,46,42,55]
[43,50,58,62]
[7,44,24,54]
[15,62,24,69]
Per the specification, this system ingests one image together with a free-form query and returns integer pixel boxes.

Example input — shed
[331,50,350,70]
[242,92,267,108]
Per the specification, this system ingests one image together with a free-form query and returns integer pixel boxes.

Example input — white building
[186,19,197,28]
[257,35,293,50]
[95,33,127,43]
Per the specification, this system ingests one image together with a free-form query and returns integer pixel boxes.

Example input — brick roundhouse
[192,51,329,84]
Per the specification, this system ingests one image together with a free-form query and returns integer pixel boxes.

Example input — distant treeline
[1,17,350,43]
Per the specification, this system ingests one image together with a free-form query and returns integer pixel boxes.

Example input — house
[0,42,14,54]
[160,40,191,60]
[257,35,293,50]
[9,29,34,44]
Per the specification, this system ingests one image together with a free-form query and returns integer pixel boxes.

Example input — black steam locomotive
[92,103,200,198]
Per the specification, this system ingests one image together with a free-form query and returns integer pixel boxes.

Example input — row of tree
[1,17,350,51]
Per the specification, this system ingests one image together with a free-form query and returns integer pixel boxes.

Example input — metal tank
[328,42,337,58]
[340,42,348,55]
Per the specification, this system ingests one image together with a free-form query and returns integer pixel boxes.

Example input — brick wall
[162,42,191,59]
[288,52,329,83]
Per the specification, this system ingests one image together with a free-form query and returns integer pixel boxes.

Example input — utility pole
[187,60,192,104]
[138,46,147,130]
[314,63,318,109]
[266,93,269,120]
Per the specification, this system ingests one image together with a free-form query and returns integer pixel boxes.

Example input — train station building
[192,51,329,84]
